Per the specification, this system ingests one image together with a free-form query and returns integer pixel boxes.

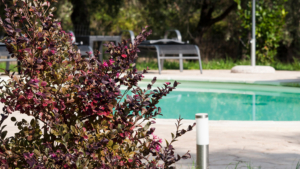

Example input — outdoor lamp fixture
[196,113,209,169]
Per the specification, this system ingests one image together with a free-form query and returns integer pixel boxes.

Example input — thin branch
[210,2,237,24]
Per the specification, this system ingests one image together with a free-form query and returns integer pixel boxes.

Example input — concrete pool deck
[2,113,300,169]
[153,119,300,169]
[143,69,300,86]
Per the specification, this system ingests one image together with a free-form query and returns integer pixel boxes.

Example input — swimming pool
[129,80,300,121]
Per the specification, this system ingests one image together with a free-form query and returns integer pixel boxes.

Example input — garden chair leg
[195,46,203,74]
[18,61,21,74]
[155,45,162,74]
[179,53,183,72]
[161,55,164,71]
[99,41,103,61]
[6,56,10,74]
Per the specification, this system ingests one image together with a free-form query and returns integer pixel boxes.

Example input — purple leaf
[151,77,156,84]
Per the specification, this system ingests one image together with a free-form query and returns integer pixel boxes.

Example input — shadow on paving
[172,149,300,169]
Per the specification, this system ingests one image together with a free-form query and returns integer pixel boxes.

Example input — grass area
[136,58,300,71]
[3,58,300,73]
[0,62,18,73]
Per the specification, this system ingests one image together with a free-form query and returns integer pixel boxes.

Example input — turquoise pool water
[126,80,300,121]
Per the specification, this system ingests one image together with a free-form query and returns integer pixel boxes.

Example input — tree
[236,0,286,64]
[282,0,300,62]
[194,0,237,44]
[69,0,90,35]
[0,0,195,168]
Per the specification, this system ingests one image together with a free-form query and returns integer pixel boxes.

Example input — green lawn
[2,59,300,73]
[136,58,300,71]
[0,63,18,72]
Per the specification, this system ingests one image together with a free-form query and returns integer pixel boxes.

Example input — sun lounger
[138,30,202,74]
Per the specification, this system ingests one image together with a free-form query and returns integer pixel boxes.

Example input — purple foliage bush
[0,0,195,168]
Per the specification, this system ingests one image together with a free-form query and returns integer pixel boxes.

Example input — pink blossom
[24,48,31,52]
[24,153,34,159]
[34,98,41,104]
[116,73,120,77]
[51,153,56,158]
[121,54,127,58]
[155,145,161,151]
[153,134,158,140]
[83,135,88,140]
[88,51,92,55]
[82,127,86,132]
[68,74,74,81]
[128,159,133,163]
[109,59,115,65]
[120,161,124,166]
[53,107,58,113]
[165,82,171,85]
[103,62,108,67]
[41,81,47,87]
[157,164,164,168]
[28,92,33,99]
[158,138,162,143]
[51,50,56,55]
[32,78,40,83]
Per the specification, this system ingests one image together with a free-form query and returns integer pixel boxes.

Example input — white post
[196,113,209,169]
[251,0,256,67]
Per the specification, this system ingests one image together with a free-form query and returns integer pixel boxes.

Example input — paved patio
[2,113,300,169]
[153,119,300,169]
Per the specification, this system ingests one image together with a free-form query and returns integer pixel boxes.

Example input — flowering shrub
[0,0,195,168]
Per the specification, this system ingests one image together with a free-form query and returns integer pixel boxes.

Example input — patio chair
[138,29,203,74]
[69,31,94,58]
[75,30,135,61]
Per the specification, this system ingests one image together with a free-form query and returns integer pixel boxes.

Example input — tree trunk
[194,0,237,45]
[70,0,90,35]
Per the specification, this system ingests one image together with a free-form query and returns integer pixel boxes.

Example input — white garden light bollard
[195,113,209,169]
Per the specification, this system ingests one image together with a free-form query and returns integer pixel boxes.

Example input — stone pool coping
[142,69,300,87]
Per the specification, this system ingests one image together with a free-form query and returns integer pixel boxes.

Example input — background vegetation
[1,0,300,70]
